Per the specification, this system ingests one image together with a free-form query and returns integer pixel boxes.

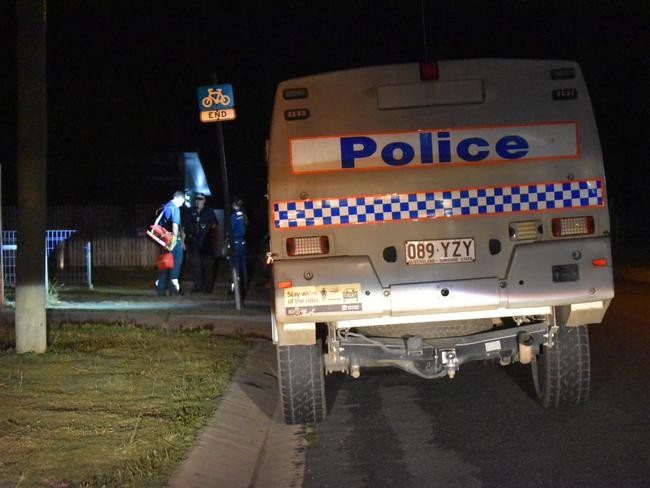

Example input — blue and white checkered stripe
[273,179,603,229]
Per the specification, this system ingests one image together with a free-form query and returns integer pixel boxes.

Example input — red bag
[147,209,174,248]
[147,224,173,248]
[156,252,174,270]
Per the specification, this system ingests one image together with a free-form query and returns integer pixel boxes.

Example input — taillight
[419,61,439,81]
[551,216,595,237]
[286,236,330,256]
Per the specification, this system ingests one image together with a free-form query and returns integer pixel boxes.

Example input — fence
[0,204,239,268]
[92,234,159,267]
[2,204,162,268]
[2,231,16,285]
[2,230,92,287]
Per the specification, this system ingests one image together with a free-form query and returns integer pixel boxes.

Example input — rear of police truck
[267,59,613,424]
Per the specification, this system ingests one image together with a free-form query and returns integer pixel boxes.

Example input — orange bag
[147,208,175,249]
[147,224,173,248]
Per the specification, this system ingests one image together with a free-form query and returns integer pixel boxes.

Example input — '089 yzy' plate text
[405,238,475,265]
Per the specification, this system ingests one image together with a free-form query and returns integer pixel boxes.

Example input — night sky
[1,1,649,251]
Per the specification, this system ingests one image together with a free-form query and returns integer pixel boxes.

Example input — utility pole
[15,0,48,353]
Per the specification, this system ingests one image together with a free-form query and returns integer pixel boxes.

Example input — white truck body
[267,60,613,424]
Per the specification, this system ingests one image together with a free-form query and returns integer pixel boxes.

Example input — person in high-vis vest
[230,198,248,295]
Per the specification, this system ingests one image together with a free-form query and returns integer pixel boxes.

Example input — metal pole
[211,73,232,237]
[210,74,239,310]
[86,241,93,289]
[216,121,232,237]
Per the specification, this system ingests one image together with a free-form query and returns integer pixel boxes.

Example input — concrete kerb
[168,340,306,488]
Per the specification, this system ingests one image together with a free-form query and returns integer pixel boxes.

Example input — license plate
[405,238,475,265]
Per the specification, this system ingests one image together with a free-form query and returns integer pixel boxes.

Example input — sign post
[197,81,236,233]
[197,80,241,309]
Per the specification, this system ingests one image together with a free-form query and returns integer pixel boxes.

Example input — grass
[0,323,252,487]
[304,424,320,446]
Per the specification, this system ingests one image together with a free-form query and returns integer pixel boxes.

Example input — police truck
[267,60,614,424]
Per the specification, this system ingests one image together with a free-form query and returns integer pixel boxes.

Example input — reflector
[284,108,310,121]
[550,67,576,80]
[286,236,329,256]
[419,61,439,81]
[552,216,595,237]
[283,87,308,99]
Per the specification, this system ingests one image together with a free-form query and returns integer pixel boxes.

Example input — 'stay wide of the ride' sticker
[284,283,362,316]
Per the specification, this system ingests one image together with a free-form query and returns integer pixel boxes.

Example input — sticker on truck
[284,283,362,316]
[289,121,578,174]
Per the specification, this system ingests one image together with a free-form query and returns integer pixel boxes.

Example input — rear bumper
[272,236,614,328]
[324,322,550,377]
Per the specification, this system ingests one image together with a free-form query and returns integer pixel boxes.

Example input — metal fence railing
[2,230,92,289]
[1,231,17,285]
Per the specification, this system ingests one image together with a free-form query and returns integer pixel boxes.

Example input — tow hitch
[324,322,549,379]
[440,350,459,378]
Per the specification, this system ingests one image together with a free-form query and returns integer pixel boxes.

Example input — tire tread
[277,342,325,424]
[539,325,591,408]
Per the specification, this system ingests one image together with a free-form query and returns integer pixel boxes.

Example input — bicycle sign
[198,84,234,109]
[197,84,236,123]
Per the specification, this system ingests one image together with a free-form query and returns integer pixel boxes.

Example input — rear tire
[532,325,591,407]
[230,265,241,310]
[277,342,326,424]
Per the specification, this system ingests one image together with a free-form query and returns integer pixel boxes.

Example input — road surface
[303,277,649,488]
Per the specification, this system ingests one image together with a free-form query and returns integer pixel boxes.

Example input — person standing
[185,193,219,293]
[156,191,185,296]
[231,198,248,295]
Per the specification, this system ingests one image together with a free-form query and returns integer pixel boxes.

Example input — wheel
[531,325,591,407]
[277,341,326,424]
[230,265,241,310]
